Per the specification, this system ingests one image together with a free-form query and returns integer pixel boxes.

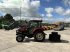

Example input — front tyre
[34,32,45,42]
[16,35,25,42]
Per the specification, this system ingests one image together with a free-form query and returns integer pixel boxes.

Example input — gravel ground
[0,28,70,52]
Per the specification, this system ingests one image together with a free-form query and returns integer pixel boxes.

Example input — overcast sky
[0,0,70,22]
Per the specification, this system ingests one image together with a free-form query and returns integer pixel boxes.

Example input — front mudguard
[16,31,22,35]
[16,33,22,35]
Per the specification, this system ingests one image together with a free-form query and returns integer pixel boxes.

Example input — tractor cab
[29,20,42,27]
[28,20,43,34]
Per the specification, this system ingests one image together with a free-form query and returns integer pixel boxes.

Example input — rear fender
[33,29,46,35]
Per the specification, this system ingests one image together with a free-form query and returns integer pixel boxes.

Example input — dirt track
[0,28,70,52]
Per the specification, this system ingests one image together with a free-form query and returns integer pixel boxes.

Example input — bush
[0,24,2,29]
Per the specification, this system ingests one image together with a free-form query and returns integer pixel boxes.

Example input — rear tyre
[16,35,25,42]
[34,32,45,42]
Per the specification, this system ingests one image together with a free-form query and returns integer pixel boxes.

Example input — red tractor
[16,20,46,42]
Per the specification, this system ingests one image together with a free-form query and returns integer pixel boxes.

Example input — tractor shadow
[43,39,69,43]
[23,38,69,43]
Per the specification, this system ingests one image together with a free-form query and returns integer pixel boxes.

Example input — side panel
[33,28,44,33]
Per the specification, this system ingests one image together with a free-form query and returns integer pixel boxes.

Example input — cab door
[28,22,38,34]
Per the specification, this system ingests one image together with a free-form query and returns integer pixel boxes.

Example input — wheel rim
[18,36,22,41]
[36,33,43,40]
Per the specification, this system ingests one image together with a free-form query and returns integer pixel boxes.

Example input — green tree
[0,16,3,29]
[4,14,13,20]
[0,16,3,23]
[4,14,15,23]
